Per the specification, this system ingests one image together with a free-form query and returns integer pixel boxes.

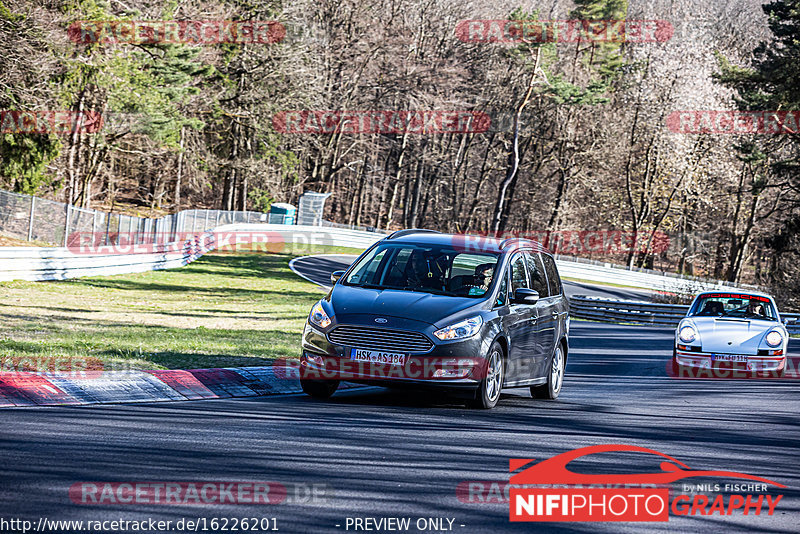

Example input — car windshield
[689,293,777,320]
[343,244,500,298]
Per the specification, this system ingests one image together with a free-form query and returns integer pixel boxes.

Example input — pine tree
[715,0,800,292]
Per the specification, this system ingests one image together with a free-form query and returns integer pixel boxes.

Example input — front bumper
[674,349,786,372]
[300,322,488,389]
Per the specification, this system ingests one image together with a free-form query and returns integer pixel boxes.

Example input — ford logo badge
[374,317,388,324]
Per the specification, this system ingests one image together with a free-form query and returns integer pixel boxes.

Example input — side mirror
[782,317,797,325]
[513,288,540,305]
[330,270,345,284]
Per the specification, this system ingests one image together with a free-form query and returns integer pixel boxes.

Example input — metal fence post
[92,210,98,244]
[203,210,209,231]
[27,196,35,241]
[63,204,71,247]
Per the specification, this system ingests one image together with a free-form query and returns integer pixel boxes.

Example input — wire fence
[0,189,271,247]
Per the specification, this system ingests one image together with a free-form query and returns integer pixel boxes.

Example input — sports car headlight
[678,325,697,343]
[309,301,332,329]
[434,316,483,341]
[765,330,783,347]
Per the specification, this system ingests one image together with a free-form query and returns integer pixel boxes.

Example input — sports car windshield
[689,294,777,320]
[344,244,500,298]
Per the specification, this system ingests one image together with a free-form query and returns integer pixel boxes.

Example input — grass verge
[0,251,340,370]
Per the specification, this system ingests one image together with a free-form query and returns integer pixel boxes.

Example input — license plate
[350,349,406,365]
[712,354,748,363]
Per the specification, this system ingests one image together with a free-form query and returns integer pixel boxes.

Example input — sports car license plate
[350,349,406,365]
[712,354,748,363]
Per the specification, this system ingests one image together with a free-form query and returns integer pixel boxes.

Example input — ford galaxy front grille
[328,325,434,353]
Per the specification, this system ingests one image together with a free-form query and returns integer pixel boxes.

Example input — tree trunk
[385,131,410,229]
[174,126,185,208]
[66,88,86,205]
[492,47,542,235]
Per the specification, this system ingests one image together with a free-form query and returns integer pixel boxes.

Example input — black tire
[531,343,565,400]
[671,347,680,376]
[301,380,339,399]
[468,341,504,409]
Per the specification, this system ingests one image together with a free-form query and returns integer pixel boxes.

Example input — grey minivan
[299,230,570,409]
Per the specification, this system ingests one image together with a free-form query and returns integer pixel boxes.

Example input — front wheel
[468,342,504,409]
[531,344,565,399]
[301,380,339,399]
[671,346,680,376]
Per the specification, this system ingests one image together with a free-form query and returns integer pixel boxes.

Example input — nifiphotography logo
[509,444,784,522]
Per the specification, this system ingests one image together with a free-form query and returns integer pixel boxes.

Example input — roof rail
[385,228,441,240]
[499,237,545,251]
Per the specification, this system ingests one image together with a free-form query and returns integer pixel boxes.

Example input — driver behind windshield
[469,263,494,296]
[746,301,765,318]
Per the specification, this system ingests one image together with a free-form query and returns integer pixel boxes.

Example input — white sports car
[673,291,790,376]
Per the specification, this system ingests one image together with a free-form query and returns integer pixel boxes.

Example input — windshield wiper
[352,283,386,290]
[402,286,449,295]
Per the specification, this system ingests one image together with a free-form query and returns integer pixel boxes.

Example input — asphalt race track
[289,254,657,301]
[0,258,798,533]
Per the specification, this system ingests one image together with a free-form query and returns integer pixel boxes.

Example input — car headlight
[309,301,332,329]
[765,330,783,347]
[434,316,483,341]
[678,325,697,343]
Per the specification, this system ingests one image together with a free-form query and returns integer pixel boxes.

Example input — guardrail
[0,234,213,282]
[555,259,747,294]
[569,295,800,334]
[555,254,761,291]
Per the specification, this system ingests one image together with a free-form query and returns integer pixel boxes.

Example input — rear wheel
[301,380,339,399]
[531,343,565,399]
[468,342,504,409]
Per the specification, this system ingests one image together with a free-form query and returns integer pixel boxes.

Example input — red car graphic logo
[510,444,785,487]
